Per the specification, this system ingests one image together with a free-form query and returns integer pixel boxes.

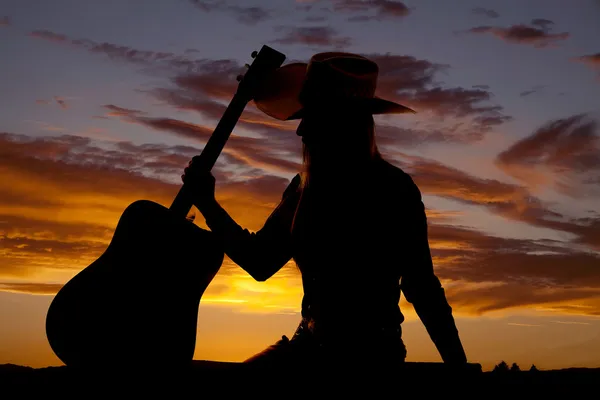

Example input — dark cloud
[531,18,554,29]
[0,132,188,192]
[145,51,509,150]
[424,221,600,315]
[124,116,301,174]
[376,123,487,147]
[333,0,411,21]
[54,96,68,109]
[29,30,67,42]
[28,27,510,140]
[296,4,314,12]
[365,53,511,134]
[28,29,225,74]
[188,1,272,25]
[144,87,298,139]
[99,103,301,175]
[35,97,70,109]
[519,85,545,97]
[574,53,600,67]
[407,86,503,119]
[471,7,499,19]
[428,222,599,282]
[495,114,600,198]
[188,0,221,12]
[272,26,352,49]
[404,157,529,205]
[461,21,570,48]
[392,151,600,252]
[304,15,328,22]
[103,104,146,117]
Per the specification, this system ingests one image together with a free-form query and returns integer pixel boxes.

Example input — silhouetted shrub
[493,361,509,373]
[529,364,539,372]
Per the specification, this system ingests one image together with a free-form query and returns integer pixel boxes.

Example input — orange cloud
[495,114,600,198]
[573,53,600,80]
[447,281,600,316]
[2,131,600,317]
[0,282,64,295]
[0,132,296,283]
[574,53,600,67]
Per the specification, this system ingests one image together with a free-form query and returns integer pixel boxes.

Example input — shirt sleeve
[398,175,468,364]
[200,174,301,282]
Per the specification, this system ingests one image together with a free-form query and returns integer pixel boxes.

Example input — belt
[291,317,405,352]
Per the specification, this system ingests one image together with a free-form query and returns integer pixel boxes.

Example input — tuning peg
[244,63,250,69]
[251,50,258,58]
[236,74,244,82]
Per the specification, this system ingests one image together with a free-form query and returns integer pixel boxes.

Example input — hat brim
[253,62,416,121]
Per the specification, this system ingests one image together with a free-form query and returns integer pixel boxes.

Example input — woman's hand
[181,157,216,208]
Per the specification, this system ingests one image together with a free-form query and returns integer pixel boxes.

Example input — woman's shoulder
[282,173,302,199]
[374,158,422,201]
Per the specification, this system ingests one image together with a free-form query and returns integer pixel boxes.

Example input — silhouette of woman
[182,52,468,373]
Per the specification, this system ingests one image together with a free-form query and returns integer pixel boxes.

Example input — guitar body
[46,200,224,368]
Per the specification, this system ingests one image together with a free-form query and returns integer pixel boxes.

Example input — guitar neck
[169,93,249,219]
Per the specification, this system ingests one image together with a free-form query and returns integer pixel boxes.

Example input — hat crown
[252,51,414,120]
[301,53,379,103]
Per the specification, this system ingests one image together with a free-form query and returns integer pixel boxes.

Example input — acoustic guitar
[45,45,287,370]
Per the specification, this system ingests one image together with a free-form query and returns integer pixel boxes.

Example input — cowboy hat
[253,52,415,121]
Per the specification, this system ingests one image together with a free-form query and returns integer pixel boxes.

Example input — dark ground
[1,361,598,397]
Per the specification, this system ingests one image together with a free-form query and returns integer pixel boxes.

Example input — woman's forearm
[197,198,293,281]
[413,294,467,364]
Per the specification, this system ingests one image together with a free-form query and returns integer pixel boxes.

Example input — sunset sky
[1,0,600,372]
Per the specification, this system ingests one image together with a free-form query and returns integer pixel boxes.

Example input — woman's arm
[397,176,468,365]
[197,174,301,282]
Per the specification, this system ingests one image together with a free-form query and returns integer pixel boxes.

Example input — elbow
[254,276,269,282]
[227,249,289,282]
[251,272,271,282]
[243,264,278,282]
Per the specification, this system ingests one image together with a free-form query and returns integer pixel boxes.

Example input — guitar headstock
[236,45,286,102]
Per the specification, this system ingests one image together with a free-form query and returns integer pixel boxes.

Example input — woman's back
[289,158,420,352]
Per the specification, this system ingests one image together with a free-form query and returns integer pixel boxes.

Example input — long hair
[299,112,381,190]
[291,112,381,272]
